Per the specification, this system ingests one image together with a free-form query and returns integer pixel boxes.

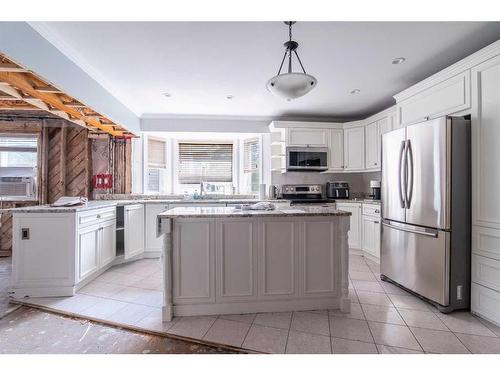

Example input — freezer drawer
[381,220,450,306]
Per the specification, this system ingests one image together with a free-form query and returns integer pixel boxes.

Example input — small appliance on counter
[268,184,281,199]
[369,180,381,200]
[326,181,350,199]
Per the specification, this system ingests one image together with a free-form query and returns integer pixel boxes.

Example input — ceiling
[31,21,500,120]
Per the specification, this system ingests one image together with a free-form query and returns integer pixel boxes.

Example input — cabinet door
[99,220,116,267]
[343,127,365,171]
[145,203,169,253]
[328,129,344,171]
[398,70,470,126]
[173,219,215,303]
[124,204,145,260]
[216,219,257,301]
[472,54,500,230]
[378,116,393,135]
[336,204,362,249]
[362,216,381,259]
[287,128,328,147]
[78,224,99,281]
[259,219,298,298]
[365,121,380,170]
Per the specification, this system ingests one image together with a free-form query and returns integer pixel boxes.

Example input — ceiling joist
[0,54,133,138]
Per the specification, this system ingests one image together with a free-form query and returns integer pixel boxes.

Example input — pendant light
[267,21,317,101]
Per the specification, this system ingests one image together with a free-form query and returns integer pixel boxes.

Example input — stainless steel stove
[280,184,336,205]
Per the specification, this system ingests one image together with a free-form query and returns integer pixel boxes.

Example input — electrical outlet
[21,228,29,240]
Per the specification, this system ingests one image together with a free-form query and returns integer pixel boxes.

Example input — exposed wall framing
[0,113,132,256]
[0,53,134,138]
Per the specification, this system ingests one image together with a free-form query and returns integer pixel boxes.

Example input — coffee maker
[370,180,381,200]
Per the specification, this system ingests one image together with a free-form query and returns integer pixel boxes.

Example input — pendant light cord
[275,21,307,75]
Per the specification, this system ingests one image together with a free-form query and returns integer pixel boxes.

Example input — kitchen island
[157,206,351,321]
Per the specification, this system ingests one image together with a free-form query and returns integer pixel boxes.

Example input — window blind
[243,138,259,172]
[148,138,167,168]
[178,142,233,184]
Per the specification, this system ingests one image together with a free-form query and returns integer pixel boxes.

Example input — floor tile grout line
[283,311,294,354]
[327,308,333,353]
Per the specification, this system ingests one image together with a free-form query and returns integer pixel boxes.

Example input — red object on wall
[92,173,113,189]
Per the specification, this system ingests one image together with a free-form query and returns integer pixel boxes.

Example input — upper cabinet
[343,126,365,171]
[287,128,329,147]
[396,71,471,127]
[365,121,380,170]
[471,53,500,230]
[327,129,344,172]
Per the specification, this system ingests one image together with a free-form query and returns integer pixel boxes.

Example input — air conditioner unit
[0,167,37,199]
[147,168,166,193]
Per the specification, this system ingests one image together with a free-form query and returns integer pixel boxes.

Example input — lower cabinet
[78,224,100,281]
[145,203,169,254]
[124,204,145,260]
[362,215,381,260]
[336,203,362,249]
[99,220,117,267]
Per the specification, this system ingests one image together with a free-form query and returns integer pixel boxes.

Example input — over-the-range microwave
[286,146,329,172]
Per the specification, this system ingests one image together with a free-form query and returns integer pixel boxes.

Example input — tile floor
[13,255,500,354]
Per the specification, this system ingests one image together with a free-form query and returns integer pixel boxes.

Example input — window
[178,142,233,184]
[148,138,167,168]
[0,135,38,168]
[243,138,260,194]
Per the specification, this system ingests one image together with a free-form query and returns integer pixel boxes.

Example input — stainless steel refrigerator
[381,116,471,312]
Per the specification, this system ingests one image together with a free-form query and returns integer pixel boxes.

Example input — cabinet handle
[374,163,377,165]
[374,221,379,224]
[96,214,101,219]
[375,209,380,213]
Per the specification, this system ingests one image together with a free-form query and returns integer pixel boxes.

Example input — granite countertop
[158,206,352,219]
[1,198,287,213]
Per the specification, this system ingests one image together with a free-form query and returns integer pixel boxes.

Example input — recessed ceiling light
[350,89,361,95]
[162,92,172,98]
[226,95,234,100]
[392,57,406,65]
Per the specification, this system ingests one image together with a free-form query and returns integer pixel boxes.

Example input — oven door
[286,147,328,171]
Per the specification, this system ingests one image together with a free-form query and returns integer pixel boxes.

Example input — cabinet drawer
[397,71,470,126]
[473,225,500,261]
[362,204,381,217]
[471,282,500,325]
[472,254,500,292]
[78,207,116,227]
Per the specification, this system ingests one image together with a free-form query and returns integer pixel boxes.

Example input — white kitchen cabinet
[343,127,365,171]
[216,218,258,301]
[259,219,298,298]
[172,219,215,303]
[124,204,145,260]
[99,220,117,267]
[145,203,169,255]
[77,224,100,281]
[327,128,344,171]
[287,128,329,147]
[379,116,393,134]
[396,70,471,127]
[365,121,380,170]
[472,54,500,230]
[336,202,362,250]
[362,216,381,260]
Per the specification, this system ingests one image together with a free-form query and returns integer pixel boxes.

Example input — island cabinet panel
[12,214,76,294]
[215,219,258,301]
[259,220,298,298]
[301,220,336,296]
[172,219,215,303]
[145,203,169,254]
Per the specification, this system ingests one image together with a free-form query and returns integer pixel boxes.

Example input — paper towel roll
[259,184,266,200]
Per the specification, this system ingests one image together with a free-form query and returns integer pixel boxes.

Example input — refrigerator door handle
[398,140,406,209]
[406,140,414,208]
[382,221,438,238]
